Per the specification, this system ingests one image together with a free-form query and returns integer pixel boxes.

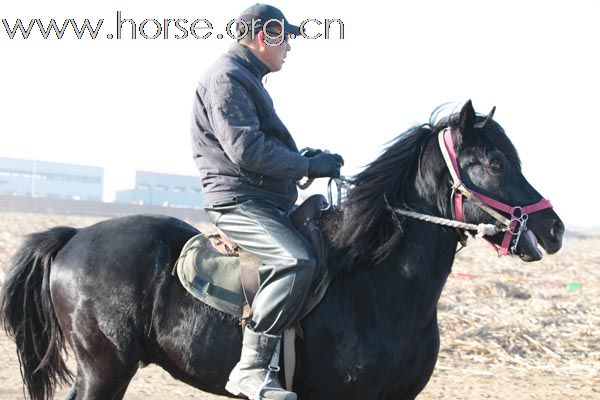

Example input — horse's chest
[299,320,439,400]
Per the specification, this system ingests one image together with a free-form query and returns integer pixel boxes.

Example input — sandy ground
[0,212,598,399]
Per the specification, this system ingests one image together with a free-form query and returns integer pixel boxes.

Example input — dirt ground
[0,212,598,399]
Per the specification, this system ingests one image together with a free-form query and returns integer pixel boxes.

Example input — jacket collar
[228,42,270,79]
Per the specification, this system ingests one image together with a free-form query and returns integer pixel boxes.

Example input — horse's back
[49,214,198,350]
[55,214,198,271]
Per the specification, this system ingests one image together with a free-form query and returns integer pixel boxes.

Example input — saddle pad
[174,234,245,317]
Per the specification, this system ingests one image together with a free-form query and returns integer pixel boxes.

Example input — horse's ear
[475,106,496,129]
[458,100,477,136]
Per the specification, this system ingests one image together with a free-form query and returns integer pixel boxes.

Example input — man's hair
[236,20,285,45]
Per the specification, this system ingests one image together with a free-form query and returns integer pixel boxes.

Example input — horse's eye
[488,160,505,175]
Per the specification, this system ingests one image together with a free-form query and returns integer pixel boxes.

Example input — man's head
[236,4,300,72]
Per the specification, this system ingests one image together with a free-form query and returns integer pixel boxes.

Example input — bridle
[438,127,553,255]
[300,127,554,256]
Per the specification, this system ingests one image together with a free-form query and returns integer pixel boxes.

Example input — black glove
[300,148,323,158]
[307,153,344,178]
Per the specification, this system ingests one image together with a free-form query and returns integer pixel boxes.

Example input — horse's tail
[0,226,78,400]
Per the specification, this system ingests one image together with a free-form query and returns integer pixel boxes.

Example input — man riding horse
[190,4,344,399]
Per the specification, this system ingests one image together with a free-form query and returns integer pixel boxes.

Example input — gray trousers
[205,199,317,335]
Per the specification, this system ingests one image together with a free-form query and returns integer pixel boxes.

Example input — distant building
[115,171,203,208]
[0,157,103,201]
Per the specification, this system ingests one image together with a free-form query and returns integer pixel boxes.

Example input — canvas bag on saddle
[172,195,334,323]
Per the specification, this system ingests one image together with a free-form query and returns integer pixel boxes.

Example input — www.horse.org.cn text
[1,11,345,42]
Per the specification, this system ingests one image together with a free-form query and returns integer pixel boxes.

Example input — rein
[297,175,352,211]
[388,127,553,256]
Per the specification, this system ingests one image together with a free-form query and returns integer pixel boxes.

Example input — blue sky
[0,0,598,228]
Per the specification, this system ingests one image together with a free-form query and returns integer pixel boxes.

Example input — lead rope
[384,195,504,238]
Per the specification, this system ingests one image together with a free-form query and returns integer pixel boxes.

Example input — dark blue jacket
[191,42,309,211]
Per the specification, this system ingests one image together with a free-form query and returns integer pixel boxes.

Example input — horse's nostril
[551,219,565,240]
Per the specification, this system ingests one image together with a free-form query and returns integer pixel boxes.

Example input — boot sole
[225,381,246,398]
[225,379,297,400]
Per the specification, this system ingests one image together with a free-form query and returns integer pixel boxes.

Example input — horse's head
[446,100,564,261]
[333,100,564,269]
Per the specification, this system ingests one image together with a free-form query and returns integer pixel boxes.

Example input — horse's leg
[72,349,139,400]
[69,308,142,400]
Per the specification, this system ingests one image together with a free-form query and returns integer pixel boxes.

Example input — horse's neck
[392,155,458,289]
[344,221,457,326]
[324,147,459,326]
[399,220,457,277]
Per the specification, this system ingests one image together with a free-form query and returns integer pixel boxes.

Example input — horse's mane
[326,106,520,270]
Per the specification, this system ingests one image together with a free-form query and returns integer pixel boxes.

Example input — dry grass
[425,238,600,398]
[0,211,598,399]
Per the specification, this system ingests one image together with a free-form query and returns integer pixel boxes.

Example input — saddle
[173,194,332,390]
[173,194,332,323]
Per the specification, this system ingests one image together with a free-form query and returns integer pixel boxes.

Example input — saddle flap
[174,234,245,317]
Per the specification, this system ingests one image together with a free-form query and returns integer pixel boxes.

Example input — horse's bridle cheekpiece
[438,128,553,255]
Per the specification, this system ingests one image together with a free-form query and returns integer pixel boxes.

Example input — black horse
[1,101,564,400]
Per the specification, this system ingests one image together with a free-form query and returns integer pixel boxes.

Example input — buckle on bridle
[509,211,529,253]
[512,206,523,218]
[509,211,528,235]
